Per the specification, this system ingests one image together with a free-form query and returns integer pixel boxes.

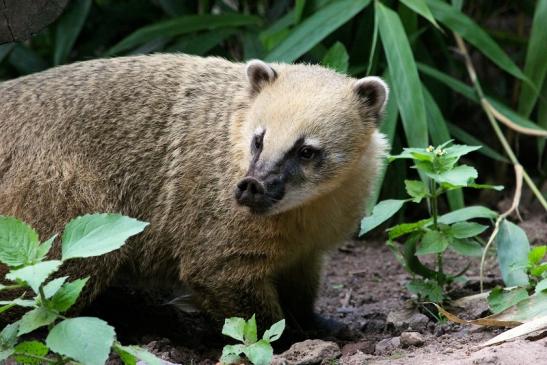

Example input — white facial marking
[304,137,321,149]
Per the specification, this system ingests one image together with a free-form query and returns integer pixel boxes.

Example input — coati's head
[234,59,389,215]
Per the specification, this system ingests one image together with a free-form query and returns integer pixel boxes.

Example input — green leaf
[166,30,237,55]
[35,235,56,262]
[536,278,547,294]
[42,276,68,299]
[496,220,530,287]
[243,340,273,365]
[53,0,92,65]
[321,42,349,73]
[406,279,444,302]
[530,263,547,278]
[529,245,546,266]
[467,183,504,191]
[0,216,40,267]
[6,260,62,293]
[244,314,257,344]
[113,344,163,365]
[46,317,115,365]
[404,180,428,203]
[18,307,57,336]
[222,317,246,342]
[450,222,488,239]
[107,14,261,55]
[14,341,49,365]
[61,213,148,260]
[426,0,528,82]
[295,0,306,23]
[416,230,450,255]
[488,287,530,314]
[518,0,547,117]
[0,322,19,349]
[428,165,478,187]
[262,319,285,342]
[450,238,483,257]
[49,278,88,313]
[437,206,497,225]
[8,45,48,75]
[266,0,371,62]
[114,345,137,365]
[377,1,427,148]
[387,219,432,240]
[221,344,245,365]
[360,199,407,236]
[400,0,440,29]
[0,298,35,308]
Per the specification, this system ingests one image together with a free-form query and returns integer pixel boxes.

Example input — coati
[0,54,389,330]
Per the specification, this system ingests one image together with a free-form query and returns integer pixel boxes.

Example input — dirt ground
[95,200,547,365]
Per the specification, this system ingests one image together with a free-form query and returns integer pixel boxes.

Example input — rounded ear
[246,59,277,95]
[353,76,389,118]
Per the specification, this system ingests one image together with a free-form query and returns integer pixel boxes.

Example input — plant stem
[38,285,49,307]
[0,284,23,290]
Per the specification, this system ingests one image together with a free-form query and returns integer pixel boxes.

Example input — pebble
[400,331,425,347]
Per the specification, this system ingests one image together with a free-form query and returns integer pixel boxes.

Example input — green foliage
[363,142,501,301]
[0,214,161,364]
[221,315,285,365]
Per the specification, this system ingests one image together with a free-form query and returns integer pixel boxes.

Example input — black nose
[235,177,266,208]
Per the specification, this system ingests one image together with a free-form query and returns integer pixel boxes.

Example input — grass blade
[265,0,371,62]
[377,1,428,148]
[400,0,441,30]
[53,0,92,65]
[106,14,261,56]
[518,0,547,118]
[447,122,509,163]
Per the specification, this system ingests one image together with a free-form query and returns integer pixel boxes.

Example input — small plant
[220,315,285,365]
[361,141,502,302]
[0,213,162,365]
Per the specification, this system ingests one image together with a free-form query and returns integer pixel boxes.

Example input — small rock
[341,340,375,355]
[400,331,425,347]
[386,308,429,332]
[340,351,371,365]
[273,339,341,365]
[374,337,401,355]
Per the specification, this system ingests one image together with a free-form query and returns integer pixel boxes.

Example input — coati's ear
[353,76,389,120]
[246,59,277,95]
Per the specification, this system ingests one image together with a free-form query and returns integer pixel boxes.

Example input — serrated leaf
[42,276,68,299]
[404,180,428,203]
[14,341,49,365]
[221,344,245,365]
[450,222,488,239]
[387,219,431,240]
[50,278,88,313]
[0,216,40,267]
[528,245,546,266]
[427,164,478,187]
[321,42,349,73]
[18,307,57,336]
[262,319,285,342]
[222,317,246,342]
[46,317,115,365]
[488,287,529,314]
[35,235,56,263]
[61,213,148,260]
[243,340,273,365]
[113,344,163,365]
[450,238,483,257]
[360,199,407,235]
[243,314,257,344]
[416,230,450,255]
[6,260,62,293]
[496,220,530,287]
[437,206,497,225]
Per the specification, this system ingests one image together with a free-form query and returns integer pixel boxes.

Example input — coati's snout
[235,175,285,214]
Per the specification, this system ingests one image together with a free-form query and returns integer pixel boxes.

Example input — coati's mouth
[234,176,285,215]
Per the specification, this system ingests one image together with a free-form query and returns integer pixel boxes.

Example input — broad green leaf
[426,0,528,82]
[113,344,163,365]
[46,317,115,365]
[360,199,407,235]
[222,317,246,342]
[0,322,19,349]
[444,144,482,159]
[221,344,245,364]
[53,0,92,65]
[450,238,483,257]
[406,279,444,302]
[266,0,371,62]
[496,220,530,287]
[321,42,349,73]
[244,314,257,344]
[107,15,261,55]
[18,307,57,336]
[49,278,88,313]
[262,319,285,342]
[447,122,509,163]
[437,206,497,225]
[427,164,478,187]
[400,0,440,29]
[6,260,62,293]
[244,340,273,365]
[62,213,148,260]
[493,291,547,323]
[35,235,56,262]
[114,345,137,365]
[536,278,547,294]
[416,230,450,255]
[528,246,546,266]
[377,1,427,148]
[518,0,547,117]
[387,219,432,240]
[14,341,49,365]
[450,222,488,238]
[488,287,529,314]
[42,276,68,299]
[404,180,428,203]
[0,216,40,267]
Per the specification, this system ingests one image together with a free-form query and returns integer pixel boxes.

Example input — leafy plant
[361,141,502,301]
[220,314,285,365]
[0,214,162,365]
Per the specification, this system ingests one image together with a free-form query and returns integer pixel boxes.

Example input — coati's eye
[253,134,263,151]
[299,146,318,160]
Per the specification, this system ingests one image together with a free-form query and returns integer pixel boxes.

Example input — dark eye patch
[251,130,265,154]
